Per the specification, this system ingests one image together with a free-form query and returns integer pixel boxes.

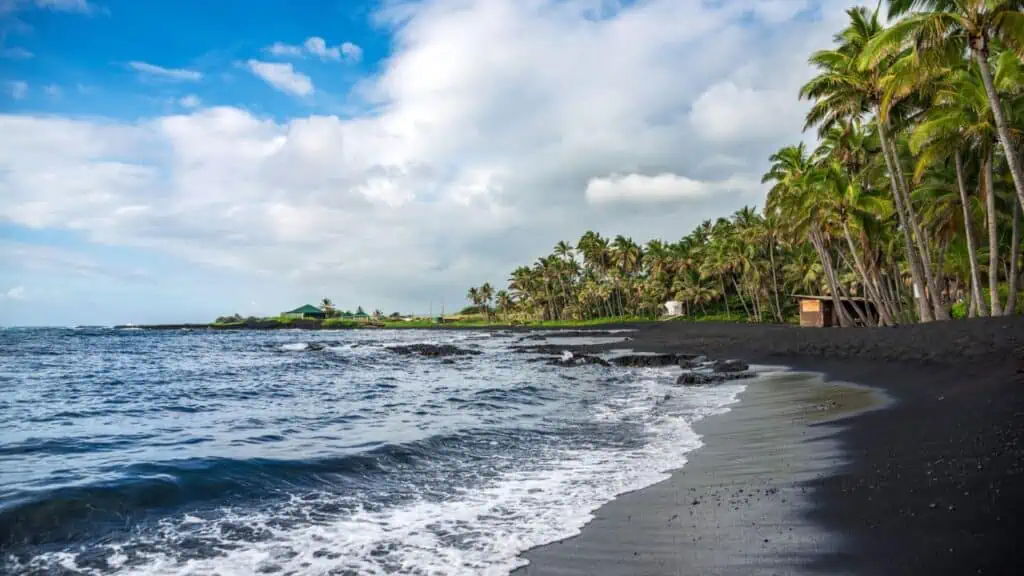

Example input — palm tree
[320,298,336,318]
[910,65,992,314]
[802,4,946,320]
[466,286,480,311]
[763,143,857,326]
[495,290,512,322]
[478,282,494,320]
[872,0,1024,212]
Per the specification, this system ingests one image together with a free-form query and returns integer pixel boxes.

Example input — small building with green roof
[281,304,326,319]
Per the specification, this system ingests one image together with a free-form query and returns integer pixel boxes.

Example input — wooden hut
[794,295,878,327]
[281,304,326,319]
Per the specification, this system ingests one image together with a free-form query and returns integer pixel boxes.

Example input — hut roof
[285,304,323,314]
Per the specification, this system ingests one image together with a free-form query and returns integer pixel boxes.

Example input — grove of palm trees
[467,1,1023,327]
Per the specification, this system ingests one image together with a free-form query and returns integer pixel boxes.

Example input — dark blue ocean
[0,328,744,575]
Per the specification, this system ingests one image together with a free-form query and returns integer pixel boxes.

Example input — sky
[0,0,868,326]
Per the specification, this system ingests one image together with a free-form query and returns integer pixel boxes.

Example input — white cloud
[7,80,27,99]
[266,42,303,57]
[0,0,868,312]
[178,94,201,108]
[0,47,33,59]
[245,60,314,96]
[3,286,26,300]
[585,173,758,204]
[265,36,362,63]
[44,84,61,97]
[127,61,202,82]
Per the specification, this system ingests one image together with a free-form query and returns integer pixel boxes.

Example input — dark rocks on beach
[711,359,749,373]
[677,372,720,386]
[679,356,709,369]
[675,370,756,386]
[610,353,699,368]
[385,344,482,357]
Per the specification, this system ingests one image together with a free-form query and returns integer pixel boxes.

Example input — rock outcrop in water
[548,352,611,367]
[711,359,749,373]
[386,344,482,357]
[610,353,700,368]
[675,370,756,386]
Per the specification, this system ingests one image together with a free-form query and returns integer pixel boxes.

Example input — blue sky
[0,0,860,326]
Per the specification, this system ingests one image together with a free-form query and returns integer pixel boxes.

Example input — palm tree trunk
[1006,200,1020,316]
[768,241,783,322]
[983,151,1003,316]
[955,150,988,316]
[720,275,731,319]
[842,223,892,326]
[884,120,948,319]
[877,269,902,324]
[975,47,1024,214]
[809,229,854,327]
[731,276,752,320]
[877,114,935,322]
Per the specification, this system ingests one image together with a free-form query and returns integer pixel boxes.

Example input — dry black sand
[516,316,1024,576]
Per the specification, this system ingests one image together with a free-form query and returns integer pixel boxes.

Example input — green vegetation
[466,1,1024,327]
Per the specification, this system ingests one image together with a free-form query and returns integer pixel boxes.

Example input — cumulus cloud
[265,36,362,63]
[0,0,867,312]
[245,60,314,96]
[7,80,27,99]
[43,84,61,97]
[127,61,202,82]
[585,173,759,204]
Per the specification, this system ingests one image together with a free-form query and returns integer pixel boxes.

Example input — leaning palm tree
[912,64,1011,313]
[802,4,946,320]
[764,144,856,325]
[869,0,1024,211]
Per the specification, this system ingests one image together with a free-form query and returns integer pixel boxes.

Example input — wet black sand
[516,316,1024,576]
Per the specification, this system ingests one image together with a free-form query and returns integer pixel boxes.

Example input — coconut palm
[802,4,946,320]
[870,0,1024,211]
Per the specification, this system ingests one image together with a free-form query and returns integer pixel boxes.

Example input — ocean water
[0,328,745,575]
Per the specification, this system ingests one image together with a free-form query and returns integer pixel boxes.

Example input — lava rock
[550,353,611,367]
[712,359,749,373]
[680,355,709,369]
[611,354,684,367]
[386,344,482,357]
[676,372,725,386]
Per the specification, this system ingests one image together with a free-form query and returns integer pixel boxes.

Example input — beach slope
[517,316,1024,576]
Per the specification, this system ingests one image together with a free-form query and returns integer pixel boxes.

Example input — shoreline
[516,317,1024,575]
[110,320,656,332]
[514,367,889,576]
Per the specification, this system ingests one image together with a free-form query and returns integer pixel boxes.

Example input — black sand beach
[516,317,1024,575]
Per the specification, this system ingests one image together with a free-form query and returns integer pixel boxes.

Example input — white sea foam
[280,342,309,351]
[37,371,746,576]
